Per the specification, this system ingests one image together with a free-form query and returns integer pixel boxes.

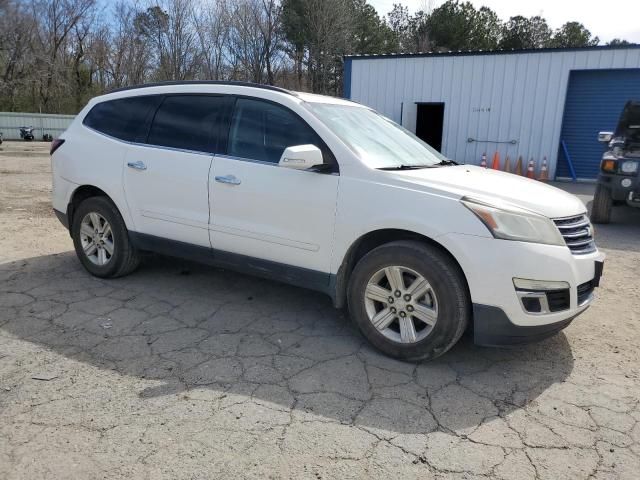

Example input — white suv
[51,81,605,361]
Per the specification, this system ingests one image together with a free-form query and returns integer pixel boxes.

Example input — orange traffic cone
[514,156,523,176]
[491,151,500,170]
[503,155,511,173]
[526,158,535,178]
[538,156,549,181]
[480,152,487,168]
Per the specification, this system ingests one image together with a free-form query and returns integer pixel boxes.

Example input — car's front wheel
[347,240,470,361]
[590,184,612,224]
[71,196,140,278]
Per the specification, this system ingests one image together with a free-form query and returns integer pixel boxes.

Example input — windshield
[306,103,447,168]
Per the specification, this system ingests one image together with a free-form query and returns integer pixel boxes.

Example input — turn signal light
[601,159,617,173]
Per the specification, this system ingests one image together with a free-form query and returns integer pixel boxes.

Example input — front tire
[71,196,140,278]
[347,240,470,361]
[590,184,612,224]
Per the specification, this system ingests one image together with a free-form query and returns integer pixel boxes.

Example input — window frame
[221,95,339,173]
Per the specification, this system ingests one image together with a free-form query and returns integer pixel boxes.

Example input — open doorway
[415,103,445,152]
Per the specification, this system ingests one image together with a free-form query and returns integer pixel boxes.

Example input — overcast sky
[368,0,640,44]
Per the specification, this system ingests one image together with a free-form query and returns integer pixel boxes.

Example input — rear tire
[590,184,612,224]
[71,196,140,278]
[347,240,470,362]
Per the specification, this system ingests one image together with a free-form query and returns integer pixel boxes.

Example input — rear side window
[83,96,161,142]
[228,98,325,163]
[147,95,231,153]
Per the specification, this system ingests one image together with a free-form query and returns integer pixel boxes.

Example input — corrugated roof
[344,44,640,61]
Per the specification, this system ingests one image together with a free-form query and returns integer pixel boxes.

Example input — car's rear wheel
[347,240,470,361]
[590,184,612,224]
[71,196,140,278]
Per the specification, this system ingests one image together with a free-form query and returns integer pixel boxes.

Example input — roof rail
[108,80,295,96]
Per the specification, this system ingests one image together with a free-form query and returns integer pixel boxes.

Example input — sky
[368,0,640,44]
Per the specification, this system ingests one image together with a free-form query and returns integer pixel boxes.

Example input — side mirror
[598,131,613,143]
[279,144,324,170]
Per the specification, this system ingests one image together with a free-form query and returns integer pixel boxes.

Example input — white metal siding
[349,48,640,179]
[0,112,75,140]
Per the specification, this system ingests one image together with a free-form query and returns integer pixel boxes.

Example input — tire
[71,196,140,278]
[590,184,612,224]
[347,240,470,362]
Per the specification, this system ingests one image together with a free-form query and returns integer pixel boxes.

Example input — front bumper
[472,303,584,346]
[440,232,605,336]
[598,171,640,204]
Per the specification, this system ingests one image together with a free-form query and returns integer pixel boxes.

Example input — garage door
[557,69,640,180]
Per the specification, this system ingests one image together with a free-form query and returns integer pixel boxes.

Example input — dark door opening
[415,103,445,152]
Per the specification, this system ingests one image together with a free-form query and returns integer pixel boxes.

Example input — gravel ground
[1,142,639,479]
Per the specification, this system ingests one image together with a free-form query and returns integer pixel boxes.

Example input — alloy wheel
[364,266,438,344]
[79,212,114,266]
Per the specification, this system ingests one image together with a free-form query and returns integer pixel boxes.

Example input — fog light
[514,279,571,315]
[513,278,570,291]
[621,178,632,188]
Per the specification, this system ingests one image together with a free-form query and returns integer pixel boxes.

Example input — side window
[228,98,324,163]
[147,95,229,153]
[83,96,161,142]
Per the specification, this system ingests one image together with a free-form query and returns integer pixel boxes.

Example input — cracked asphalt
[1,142,640,479]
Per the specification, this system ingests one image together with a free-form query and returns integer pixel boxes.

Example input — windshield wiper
[377,165,433,170]
[434,159,458,166]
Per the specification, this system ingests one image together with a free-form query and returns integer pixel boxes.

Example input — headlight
[461,197,565,246]
[620,160,638,174]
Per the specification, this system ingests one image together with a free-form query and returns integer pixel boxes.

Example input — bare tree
[103,1,151,88]
[30,0,96,111]
[193,0,230,80]
[257,0,283,85]
[0,0,36,110]
[135,0,198,81]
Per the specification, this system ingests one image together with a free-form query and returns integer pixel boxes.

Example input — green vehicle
[591,101,640,223]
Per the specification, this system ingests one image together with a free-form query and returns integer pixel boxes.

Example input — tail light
[50,138,65,155]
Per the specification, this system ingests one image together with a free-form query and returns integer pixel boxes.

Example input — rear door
[209,97,339,274]
[124,94,233,247]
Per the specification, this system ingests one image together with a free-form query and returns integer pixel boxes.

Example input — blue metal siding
[557,69,640,179]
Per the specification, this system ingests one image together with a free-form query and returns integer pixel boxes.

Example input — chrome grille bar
[553,214,596,255]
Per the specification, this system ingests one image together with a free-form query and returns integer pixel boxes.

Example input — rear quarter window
[83,96,161,142]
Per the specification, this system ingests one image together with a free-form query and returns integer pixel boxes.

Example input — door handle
[127,160,147,171]
[215,174,241,185]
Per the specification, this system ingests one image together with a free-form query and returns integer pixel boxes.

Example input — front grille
[577,280,594,305]
[553,214,596,255]
[546,289,571,312]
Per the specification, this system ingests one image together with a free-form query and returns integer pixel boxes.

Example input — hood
[615,101,640,142]
[388,165,586,218]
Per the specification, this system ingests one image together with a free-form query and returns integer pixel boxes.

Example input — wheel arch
[67,185,131,233]
[332,229,470,309]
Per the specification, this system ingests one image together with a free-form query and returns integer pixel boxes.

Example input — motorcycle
[20,126,35,141]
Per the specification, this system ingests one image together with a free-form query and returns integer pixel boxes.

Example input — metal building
[344,45,640,180]
[0,112,75,141]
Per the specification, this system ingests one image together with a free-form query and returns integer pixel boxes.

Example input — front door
[124,94,232,247]
[209,97,339,274]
